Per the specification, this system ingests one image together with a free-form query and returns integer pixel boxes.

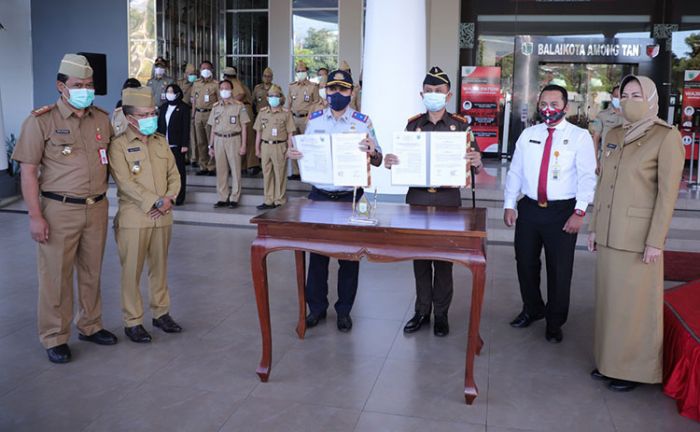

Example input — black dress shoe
[214,200,229,208]
[152,313,182,333]
[196,170,208,176]
[590,369,610,381]
[545,328,563,343]
[207,170,216,176]
[608,379,638,392]
[305,312,327,328]
[247,167,262,176]
[509,311,545,328]
[124,325,152,343]
[228,201,239,209]
[337,315,353,332]
[288,174,301,181]
[46,344,71,364]
[78,329,118,345]
[434,315,450,337]
[256,203,276,210]
[403,313,430,333]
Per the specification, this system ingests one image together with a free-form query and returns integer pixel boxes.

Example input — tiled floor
[0,210,697,432]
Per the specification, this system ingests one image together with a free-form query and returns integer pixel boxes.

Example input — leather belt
[292,112,308,118]
[214,132,241,138]
[42,192,105,205]
[195,108,212,113]
[522,196,575,209]
[262,140,286,144]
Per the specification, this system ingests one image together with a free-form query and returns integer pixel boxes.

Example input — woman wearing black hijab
[158,83,191,205]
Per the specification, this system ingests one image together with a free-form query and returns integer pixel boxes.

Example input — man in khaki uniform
[192,60,218,175]
[307,76,328,114]
[287,60,319,180]
[253,85,295,210]
[252,67,286,115]
[590,85,623,173]
[208,80,251,208]
[350,71,362,112]
[223,66,260,176]
[147,57,173,106]
[12,54,118,364]
[177,63,198,164]
[109,87,182,344]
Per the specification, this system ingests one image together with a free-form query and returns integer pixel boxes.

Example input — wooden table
[249,199,488,404]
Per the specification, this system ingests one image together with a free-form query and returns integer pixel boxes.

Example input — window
[223,0,269,90]
[293,0,338,80]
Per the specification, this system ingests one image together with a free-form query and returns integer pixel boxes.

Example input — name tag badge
[230,116,237,124]
[304,93,309,102]
[605,143,617,158]
[204,94,210,103]
[160,93,166,101]
[98,148,108,165]
[271,128,278,137]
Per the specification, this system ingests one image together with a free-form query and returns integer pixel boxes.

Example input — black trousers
[514,197,578,330]
[305,188,362,316]
[170,147,187,205]
[413,260,453,317]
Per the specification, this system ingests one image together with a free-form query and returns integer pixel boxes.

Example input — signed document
[331,133,369,187]
[391,132,428,186]
[294,134,333,184]
[429,132,469,187]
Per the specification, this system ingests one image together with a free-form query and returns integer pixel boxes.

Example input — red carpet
[663,251,700,282]
[663,279,700,422]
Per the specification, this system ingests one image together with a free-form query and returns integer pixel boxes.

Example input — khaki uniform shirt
[589,124,685,252]
[108,127,180,228]
[253,107,295,142]
[12,98,112,197]
[111,107,128,137]
[207,101,251,135]
[287,80,320,115]
[230,79,252,105]
[192,79,219,110]
[147,76,174,106]
[350,87,362,112]
[252,83,287,114]
[177,79,195,106]
[590,107,623,150]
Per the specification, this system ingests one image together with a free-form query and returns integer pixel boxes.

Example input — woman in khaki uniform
[587,75,685,391]
[208,79,250,208]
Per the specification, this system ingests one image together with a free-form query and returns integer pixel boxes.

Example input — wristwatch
[574,209,585,217]
[154,198,165,209]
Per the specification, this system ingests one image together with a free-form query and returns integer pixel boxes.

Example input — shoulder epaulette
[31,104,54,117]
[407,113,423,123]
[92,105,109,116]
[450,113,467,123]
[289,81,297,86]
[351,111,368,123]
[154,132,166,138]
[309,110,323,120]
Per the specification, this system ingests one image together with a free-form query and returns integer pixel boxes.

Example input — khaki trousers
[261,142,288,205]
[115,225,172,327]
[37,197,108,348]
[214,135,242,203]
[194,111,214,171]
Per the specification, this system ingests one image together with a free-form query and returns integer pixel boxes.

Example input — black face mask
[328,92,352,111]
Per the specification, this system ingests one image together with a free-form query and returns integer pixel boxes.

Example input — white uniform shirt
[504,119,596,212]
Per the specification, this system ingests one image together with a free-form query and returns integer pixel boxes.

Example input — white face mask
[319,88,327,100]
[201,69,213,79]
[296,71,308,81]
[220,89,232,99]
[165,92,177,102]
[154,67,165,76]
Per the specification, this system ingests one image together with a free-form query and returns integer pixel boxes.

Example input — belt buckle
[427,187,437,193]
[538,201,547,208]
[86,197,95,205]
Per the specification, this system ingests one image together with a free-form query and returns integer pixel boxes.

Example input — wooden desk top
[251,199,487,238]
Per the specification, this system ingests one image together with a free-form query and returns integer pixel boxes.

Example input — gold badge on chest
[131,161,141,175]
[61,145,73,156]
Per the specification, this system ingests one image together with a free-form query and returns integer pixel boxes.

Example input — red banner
[460,66,501,154]
[681,70,700,161]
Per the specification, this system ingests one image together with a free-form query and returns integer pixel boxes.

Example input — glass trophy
[349,187,379,225]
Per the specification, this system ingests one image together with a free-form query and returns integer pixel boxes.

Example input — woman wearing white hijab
[587,75,685,392]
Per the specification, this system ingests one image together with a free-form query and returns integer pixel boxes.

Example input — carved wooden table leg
[464,261,486,405]
[251,242,272,382]
[295,250,307,339]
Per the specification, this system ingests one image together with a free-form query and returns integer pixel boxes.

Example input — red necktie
[537,127,555,206]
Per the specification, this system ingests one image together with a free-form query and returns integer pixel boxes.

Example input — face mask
[136,116,158,136]
[539,106,566,125]
[620,99,647,123]
[319,88,327,100]
[201,69,212,79]
[296,71,308,81]
[422,92,447,112]
[610,97,621,109]
[65,87,95,109]
[166,92,177,102]
[187,74,197,83]
[220,89,232,99]
[267,96,281,108]
[328,92,351,111]
[154,67,165,77]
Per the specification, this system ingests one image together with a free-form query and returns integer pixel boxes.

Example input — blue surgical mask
[187,74,197,83]
[422,92,447,112]
[136,116,158,136]
[328,92,351,111]
[267,96,281,108]
[611,97,621,109]
[66,87,95,109]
